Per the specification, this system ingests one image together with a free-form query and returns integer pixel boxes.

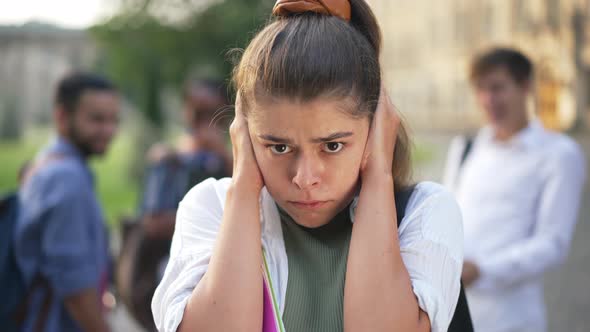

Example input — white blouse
[151,178,464,332]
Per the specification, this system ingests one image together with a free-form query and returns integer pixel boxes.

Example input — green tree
[90,0,273,129]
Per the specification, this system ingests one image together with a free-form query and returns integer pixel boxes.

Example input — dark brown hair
[233,0,412,187]
[56,72,116,114]
[470,47,534,85]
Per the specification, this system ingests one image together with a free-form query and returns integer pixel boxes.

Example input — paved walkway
[544,132,590,332]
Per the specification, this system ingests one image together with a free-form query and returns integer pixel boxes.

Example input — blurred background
[0,0,589,331]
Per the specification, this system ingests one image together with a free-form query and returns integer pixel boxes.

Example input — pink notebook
[262,251,284,332]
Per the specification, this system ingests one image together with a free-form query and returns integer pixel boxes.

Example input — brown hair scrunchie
[273,0,351,22]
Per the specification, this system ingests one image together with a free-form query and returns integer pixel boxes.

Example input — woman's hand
[229,92,264,193]
[360,86,401,183]
[177,92,265,332]
[346,86,430,332]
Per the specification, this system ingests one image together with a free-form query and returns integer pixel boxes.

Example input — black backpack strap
[459,136,474,168]
[395,184,474,332]
[453,136,475,190]
[447,284,474,332]
[0,192,18,215]
[395,185,416,227]
[12,154,63,332]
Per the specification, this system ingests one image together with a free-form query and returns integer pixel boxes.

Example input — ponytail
[349,0,381,56]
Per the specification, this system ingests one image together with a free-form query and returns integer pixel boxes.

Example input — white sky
[0,0,112,28]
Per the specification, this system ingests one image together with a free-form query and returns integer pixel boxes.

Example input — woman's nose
[291,155,322,190]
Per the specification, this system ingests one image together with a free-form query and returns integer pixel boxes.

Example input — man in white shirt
[443,47,587,332]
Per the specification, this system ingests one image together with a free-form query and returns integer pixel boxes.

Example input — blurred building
[0,22,96,136]
[369,0,590,132]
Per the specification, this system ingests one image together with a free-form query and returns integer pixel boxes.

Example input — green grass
[91,135,139,228]
[412,141,436,166]
[0,131,139,229]
[0,139,40,192]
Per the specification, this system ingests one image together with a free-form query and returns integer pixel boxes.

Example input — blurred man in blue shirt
[14,72,120,332]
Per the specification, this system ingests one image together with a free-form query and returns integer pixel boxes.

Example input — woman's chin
[274,193,356,229]
[292,216,332,229]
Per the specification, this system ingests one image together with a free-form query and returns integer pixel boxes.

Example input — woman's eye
[270,144,292,154]
[323,142,344,153]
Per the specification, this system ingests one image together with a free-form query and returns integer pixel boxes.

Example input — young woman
[152,1,463,331]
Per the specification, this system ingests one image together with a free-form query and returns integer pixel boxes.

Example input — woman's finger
[229,91,264,189]
[235,90,245,119]
[361,85,400,178]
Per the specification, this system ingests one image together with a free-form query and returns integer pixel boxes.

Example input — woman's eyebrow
[311,131,353,143]
[258,134,293,144]
[258,131,353,144]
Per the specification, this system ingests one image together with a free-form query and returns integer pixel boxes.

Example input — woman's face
[248,97,370,228]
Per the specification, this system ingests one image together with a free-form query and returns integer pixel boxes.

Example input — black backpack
[0,155,62,332]
[395,186,474,332]
[0,192,27,332]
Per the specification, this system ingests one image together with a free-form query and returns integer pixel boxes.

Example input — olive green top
[279,206,353,332]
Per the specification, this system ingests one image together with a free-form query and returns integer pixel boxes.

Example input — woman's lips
[288,200,329,210]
